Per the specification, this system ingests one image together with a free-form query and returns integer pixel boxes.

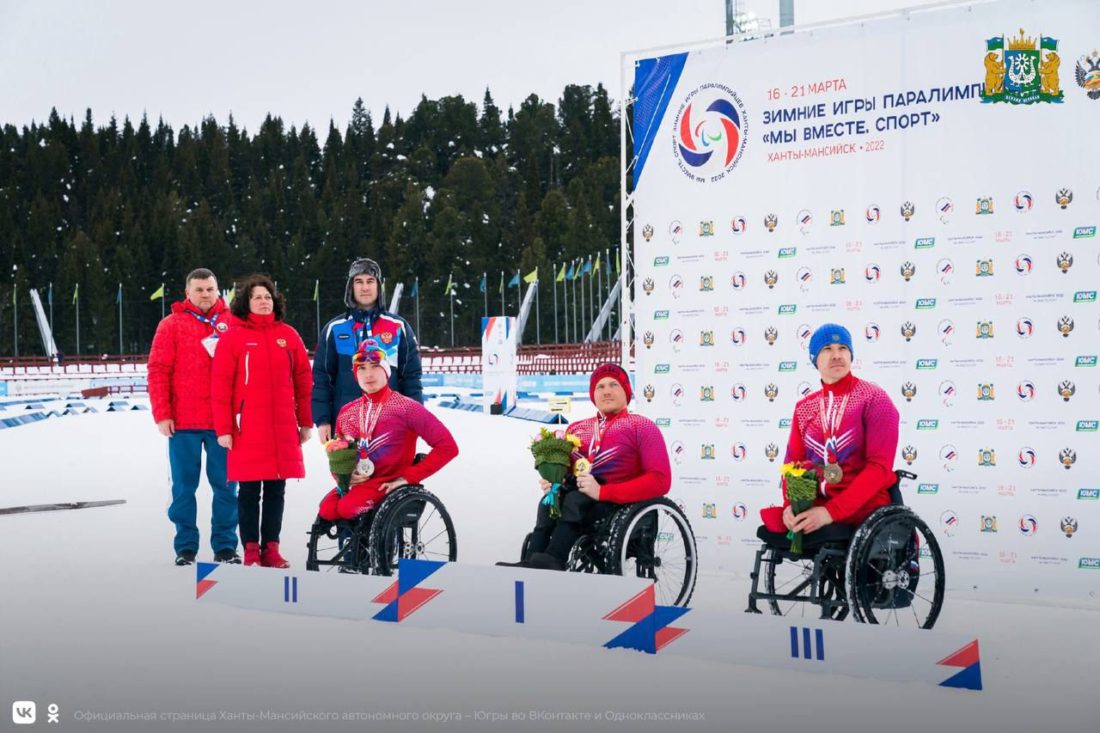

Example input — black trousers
[527,488,617,563]
[238,480,286,546]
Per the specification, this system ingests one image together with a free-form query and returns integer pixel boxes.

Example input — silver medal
[356,457,375,477]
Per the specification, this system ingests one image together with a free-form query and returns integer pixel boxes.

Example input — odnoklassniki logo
[673,84,748,182]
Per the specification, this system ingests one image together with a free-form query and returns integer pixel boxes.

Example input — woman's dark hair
[231,274,286,320]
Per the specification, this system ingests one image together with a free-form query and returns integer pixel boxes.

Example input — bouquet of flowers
[529,427,582,519]
[325,437,360,496]
[781,461,822,555]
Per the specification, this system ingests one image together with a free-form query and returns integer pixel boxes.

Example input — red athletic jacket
[147,299,231,429]
[211,313,313,482]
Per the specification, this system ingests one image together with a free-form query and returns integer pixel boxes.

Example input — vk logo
[12,701,36,725]
[790,626,825,661]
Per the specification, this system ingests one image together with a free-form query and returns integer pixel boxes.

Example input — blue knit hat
[808,323,853,366]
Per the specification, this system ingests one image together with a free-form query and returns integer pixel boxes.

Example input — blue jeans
[167,430,238,554]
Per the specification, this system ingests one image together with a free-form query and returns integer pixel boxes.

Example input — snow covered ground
[2,392,1098,733]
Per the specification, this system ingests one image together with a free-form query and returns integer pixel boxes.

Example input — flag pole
[552,263,559,344]
[48,282,54,335]
[499,271,504,316]
[75,284,80,359]
[535,272,540,344]
[482,272,487,319]
[449,279,455,347]
[414,277,420,337]
[314,279,320,344]
[12,285,18,358]
[117,283,123,355]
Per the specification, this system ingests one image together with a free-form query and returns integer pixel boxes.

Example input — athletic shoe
[243,542,262,566]
[261,542,290,569]
[213,549,241,564]
[527,552,565,571]
[174,550,197,566]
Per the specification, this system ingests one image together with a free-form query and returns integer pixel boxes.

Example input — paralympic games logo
[1015,254,1033,275]
[672,84,748,182]
[1016,380,1035,401]
[1019,514,1038,535]
[1018,447,1037,468]
[864,263,881,283]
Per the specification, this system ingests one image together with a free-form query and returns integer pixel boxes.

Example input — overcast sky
[1,0,942,133]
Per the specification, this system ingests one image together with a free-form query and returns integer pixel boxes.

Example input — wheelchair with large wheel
[746,470,945,628]
[516,492,699,608]
[305,461,457,575]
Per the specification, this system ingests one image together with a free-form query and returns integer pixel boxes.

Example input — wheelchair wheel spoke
[420,527,448,547]
[420,504,438,527]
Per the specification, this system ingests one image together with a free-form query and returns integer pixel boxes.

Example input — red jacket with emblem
[147,299,231,430]
[211,313,313,482]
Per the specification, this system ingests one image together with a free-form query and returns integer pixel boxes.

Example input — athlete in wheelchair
[747,324,945,627]
[306,339,459,575]
[498,363,698,607]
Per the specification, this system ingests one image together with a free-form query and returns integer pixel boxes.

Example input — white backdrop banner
[628,0,1099,598]
[482,316,518,413]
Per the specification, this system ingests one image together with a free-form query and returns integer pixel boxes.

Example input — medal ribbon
[186,310,221,335]
[357,392,391,457]
[588,412,621,459]
[818,392,850,465]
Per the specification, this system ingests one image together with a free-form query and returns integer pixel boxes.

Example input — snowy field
[2,392,1098,733]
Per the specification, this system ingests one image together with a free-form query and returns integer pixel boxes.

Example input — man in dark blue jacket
[312,258,423,443]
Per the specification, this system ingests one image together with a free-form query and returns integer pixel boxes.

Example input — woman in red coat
[212,274,313,568]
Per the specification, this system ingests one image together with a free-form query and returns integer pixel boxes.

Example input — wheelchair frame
[745,470,946,628]
[521,496,699,607]
[305,484,457,575]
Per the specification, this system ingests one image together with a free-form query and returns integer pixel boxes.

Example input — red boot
[261,542,290,569]
[243,542,261,566]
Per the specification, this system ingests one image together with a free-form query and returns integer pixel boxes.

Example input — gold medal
[574,457,592,476]
[823,462,843,484]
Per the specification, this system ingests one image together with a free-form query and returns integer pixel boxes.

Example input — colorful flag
[566,263,575,280]
[593,255,600,274]
[443,273,453,295]
[523,268,538,284]
[116,284,122,304]
[312,280,319,301]
[582,258,592,276]
[410,278,419,298]
[72,283,79,305]
[479,274,487,293]
[556,263,566,282]
[508,273,520,288]
[149,284,165,301]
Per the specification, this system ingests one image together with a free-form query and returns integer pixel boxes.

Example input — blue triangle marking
[196,562,218,583]
[373,601,400,623]
[397,558,446,594]
[940,662,983,691]
[651,605,690,629]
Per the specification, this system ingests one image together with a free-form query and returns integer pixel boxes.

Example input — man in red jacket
[148,268,240,566]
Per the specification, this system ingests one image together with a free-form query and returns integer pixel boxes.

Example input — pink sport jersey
[784,373,900,524]
[566,410,671,504]
[334,386,457,485]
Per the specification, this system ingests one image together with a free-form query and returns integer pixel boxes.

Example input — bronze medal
[823,462,843,484]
